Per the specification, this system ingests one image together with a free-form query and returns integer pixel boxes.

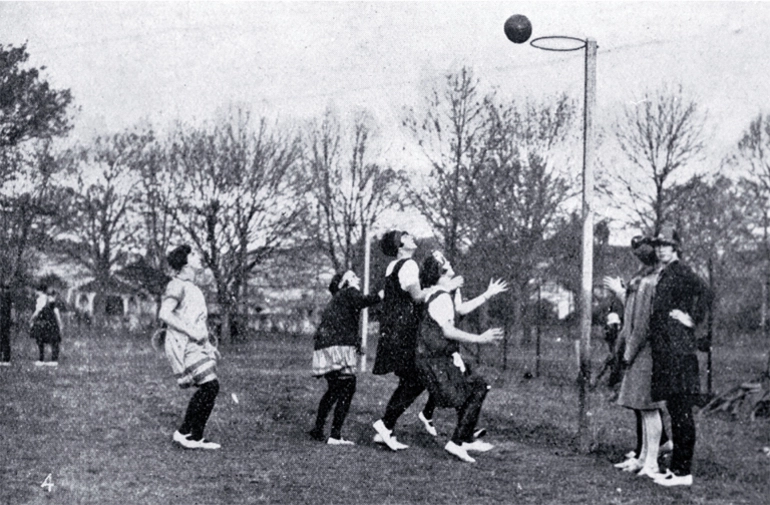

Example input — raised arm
[455,278,508,316]
[429,291,503,345]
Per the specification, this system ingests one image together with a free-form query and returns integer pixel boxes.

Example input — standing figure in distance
[309,270,382,445]
[29,285,63,367]
[415,251,503,463]
[159,245,221,450]
[0,282,13,366]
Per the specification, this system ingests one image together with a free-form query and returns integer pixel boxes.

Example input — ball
[504,14,532,44]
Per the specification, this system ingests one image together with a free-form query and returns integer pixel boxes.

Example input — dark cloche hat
[651,224,681,246]
[630,235,656,266]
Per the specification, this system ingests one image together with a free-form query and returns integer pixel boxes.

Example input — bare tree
[306,108,407,271]
[402,67,490,262]
[55,130,150,324]
[611,84,708,234]
[0,141,72,285]
[465,94,578,346]
[167,108,307,342]
[732,112,770,367]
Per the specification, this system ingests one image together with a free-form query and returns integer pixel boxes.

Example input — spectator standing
[29,286,63,366]
[606,236,669,477]
[647,225,712,487]
[0,282,12,366]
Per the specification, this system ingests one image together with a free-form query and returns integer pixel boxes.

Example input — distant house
[66,276,157,330]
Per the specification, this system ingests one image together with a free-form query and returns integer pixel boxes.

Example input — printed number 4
[41,474,54,492]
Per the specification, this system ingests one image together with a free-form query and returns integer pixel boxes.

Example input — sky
[3,1,770,241]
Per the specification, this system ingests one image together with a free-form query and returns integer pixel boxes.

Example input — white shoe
[34,361,45,366]
[654,469,692,487]
[45,361,58,367]
[327,437,355,446]
[373,420,407,451]
[613,457,638,470]
[173,431,220,450]
[187,438,221,450]
[444,441,475,463]
[621,460,644,473]
[173,430,195,448]
[418,411,438,437]
[0,362,10,367]
[660,440,674,453]
[373,433,409,450]
[462,440,494,452]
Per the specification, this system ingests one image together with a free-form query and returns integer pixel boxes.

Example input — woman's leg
[639,409,662,472]
[451,375,489,445]
[38,342,45,362]
[381,371,425,431]
[311,371,341,439]
[179,379,220,441]
[636,410,648,465]
[422,394,436,420]
[329,374,356,440]
[51,341,60,362]
[634,409,643,457]
[667,395,696,477]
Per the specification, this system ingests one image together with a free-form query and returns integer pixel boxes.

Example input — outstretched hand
[480,327,504,344]
[485,278,509,299]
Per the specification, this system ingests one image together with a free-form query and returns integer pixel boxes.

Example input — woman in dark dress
[309,270,382,445]
[29,286,63,366]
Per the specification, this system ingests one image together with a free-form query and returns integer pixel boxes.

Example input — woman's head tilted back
[167,245,192,272]
[329,270,359,295]
[420,251,452,289]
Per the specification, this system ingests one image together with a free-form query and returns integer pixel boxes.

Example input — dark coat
[648,260,713,401]
[313,287,380,351]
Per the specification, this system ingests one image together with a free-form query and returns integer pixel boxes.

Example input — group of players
[159,224,713,484]
[158,230,508,463]
[309,230,508,463]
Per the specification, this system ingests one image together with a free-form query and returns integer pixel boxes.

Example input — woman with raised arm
[415,251,504,463]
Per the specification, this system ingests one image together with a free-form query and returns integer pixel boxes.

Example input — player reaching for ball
[309,270,382,445]
[417,272,508,437]
[371,230,463,451]
[415,251,504,463]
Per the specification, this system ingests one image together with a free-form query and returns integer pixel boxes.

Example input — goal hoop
[530,36,587,52]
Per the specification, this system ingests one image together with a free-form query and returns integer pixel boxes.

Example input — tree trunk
[217,290,232,346]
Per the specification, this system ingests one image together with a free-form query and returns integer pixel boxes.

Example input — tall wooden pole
[577,38,597,453]
[360,225,371,372]
[707,256,714,396]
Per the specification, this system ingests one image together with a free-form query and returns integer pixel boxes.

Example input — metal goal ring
[530,36,587,52]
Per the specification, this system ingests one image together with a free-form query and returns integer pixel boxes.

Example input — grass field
[1,327,769,505]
